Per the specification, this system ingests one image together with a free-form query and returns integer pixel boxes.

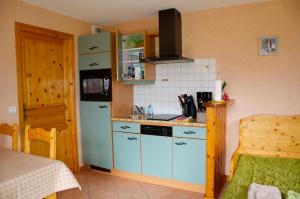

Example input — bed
[222,115,300,199]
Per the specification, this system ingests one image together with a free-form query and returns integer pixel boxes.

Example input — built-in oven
[80,69,112,101]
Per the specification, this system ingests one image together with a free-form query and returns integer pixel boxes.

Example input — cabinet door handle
[89,62,99,66]
[175,142,187,146]
[121,126,130,129]
[184,131,196,135]
[89,46,98,50]
[127,137,137,141]
[98,106,108,108]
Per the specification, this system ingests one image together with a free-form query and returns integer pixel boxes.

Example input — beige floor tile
[113,177,149,199]
[175,189,204,199]
[140,182,176,198]
[58,169,205,199]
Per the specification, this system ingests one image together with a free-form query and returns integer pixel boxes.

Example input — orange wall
[0,0,91,165]
[105,0,300,173]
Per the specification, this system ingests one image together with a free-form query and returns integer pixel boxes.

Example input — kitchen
[1,0,299,199]
[79,8,229,199]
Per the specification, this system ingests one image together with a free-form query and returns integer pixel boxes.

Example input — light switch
[8,106,17,115]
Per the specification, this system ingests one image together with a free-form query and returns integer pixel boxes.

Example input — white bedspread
[248,183,281,199]
[0,148,80,199]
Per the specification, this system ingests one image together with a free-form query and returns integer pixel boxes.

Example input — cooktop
[146,114,181,121]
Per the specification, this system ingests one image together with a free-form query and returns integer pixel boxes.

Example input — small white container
[135,66,141,79]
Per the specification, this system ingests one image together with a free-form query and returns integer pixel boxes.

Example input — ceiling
[22,0,266,25]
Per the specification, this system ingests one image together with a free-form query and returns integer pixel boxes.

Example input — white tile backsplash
[134,58,216,114]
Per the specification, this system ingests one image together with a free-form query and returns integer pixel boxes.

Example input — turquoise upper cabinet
[173,138,206,184]
[80,101,112,169]
[78,32,110,54]
[78,32,112,70]
[113,132,141,174]
[79,52,111,70]
[141,135,173,179]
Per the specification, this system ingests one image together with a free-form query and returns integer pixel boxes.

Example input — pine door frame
[15,22,79,172]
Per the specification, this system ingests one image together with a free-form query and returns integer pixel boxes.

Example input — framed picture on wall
[259,35,280,56]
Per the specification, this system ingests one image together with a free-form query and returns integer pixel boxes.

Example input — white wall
[134,58,216,114]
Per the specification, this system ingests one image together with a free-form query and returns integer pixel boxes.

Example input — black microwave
[80,69,112,101]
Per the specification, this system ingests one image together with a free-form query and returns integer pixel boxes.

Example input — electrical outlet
[8,106,17,115]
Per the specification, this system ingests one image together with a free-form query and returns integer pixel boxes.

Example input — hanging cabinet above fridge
[116,31,157,84]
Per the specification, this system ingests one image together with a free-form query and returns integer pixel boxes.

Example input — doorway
[15,22,79,172]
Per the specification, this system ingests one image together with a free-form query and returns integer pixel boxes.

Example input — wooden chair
[24,125,57,159]
[0,123,18,151]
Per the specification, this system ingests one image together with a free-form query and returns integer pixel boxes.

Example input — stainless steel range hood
[140,8,194,64]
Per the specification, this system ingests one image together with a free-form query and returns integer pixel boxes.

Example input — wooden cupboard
[116,31,156,84]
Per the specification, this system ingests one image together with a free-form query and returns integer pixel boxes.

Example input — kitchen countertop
[111,116,206,128]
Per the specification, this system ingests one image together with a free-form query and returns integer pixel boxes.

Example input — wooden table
[0,148,80,199]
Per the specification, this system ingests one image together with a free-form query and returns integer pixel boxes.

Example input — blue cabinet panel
[141,135,172,179]
[78,32,110,54]
[173,138,206,184]
[173,126,206,139]
[112,122,140,134]
[79,52,111,70]
[113,132,141,174]
[80,101,112,169]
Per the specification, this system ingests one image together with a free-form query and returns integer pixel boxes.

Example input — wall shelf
[116,31,156,84]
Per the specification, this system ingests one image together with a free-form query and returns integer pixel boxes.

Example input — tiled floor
[57,169,204,199]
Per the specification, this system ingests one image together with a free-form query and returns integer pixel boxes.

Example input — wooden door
[15,22,79,172]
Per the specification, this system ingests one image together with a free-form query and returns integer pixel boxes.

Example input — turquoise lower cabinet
[80,101,112,169]
[141,135,173,179]
[173,138,206,184]
[113,132,141,174]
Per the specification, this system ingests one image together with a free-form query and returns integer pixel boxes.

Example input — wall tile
[133,58,216,114]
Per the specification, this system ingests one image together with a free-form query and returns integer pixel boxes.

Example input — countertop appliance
[141,125,172,137]
[197,92,212,112]
[140,8,193,64]
[146,114,180,121]
[80,69,112,101]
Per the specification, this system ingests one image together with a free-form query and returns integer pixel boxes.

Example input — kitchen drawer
[78,32,110,54]
[113,122,140,134]
[113,132,141,174]
[79,52,111,70]
[173,126,206,139]
[173,138,206,184]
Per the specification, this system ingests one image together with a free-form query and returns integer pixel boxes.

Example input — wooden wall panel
[239,115,300,158]
[205,102,228,199]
